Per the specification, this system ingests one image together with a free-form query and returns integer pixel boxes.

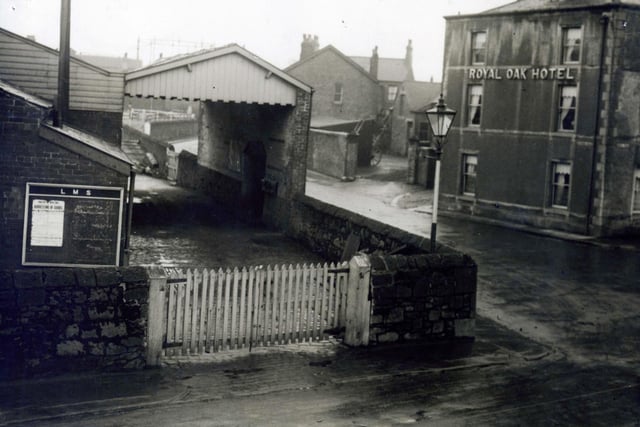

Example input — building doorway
[242,141,266,220]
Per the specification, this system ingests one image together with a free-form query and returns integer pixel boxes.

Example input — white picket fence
[157,263,350,356]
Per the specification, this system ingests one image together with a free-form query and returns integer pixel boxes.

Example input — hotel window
[551,162,571,208]
[462,154,478,196]
[633,170,640,213]
[467,85,483,126]
[471,31,487,64]
[387,85,398,101]
[562,27,581,63]
[557,85,577,131]
[333,82,343,104]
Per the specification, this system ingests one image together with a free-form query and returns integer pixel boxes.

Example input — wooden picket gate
[155,263,350,357]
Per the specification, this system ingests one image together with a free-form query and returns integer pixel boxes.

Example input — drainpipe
[586,12,610,235]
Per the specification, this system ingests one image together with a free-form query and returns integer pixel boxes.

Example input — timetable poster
[30,199,65,247]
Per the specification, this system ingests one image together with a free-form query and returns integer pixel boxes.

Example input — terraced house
[440,0,640,236]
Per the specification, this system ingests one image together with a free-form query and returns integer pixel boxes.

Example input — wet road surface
[52,167,640,426]
[129,175,323,269]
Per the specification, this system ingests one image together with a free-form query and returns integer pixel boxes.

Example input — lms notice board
[22,183,125,267]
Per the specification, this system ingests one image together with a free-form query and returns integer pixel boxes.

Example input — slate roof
[0,78,51,109]
[44,124,133,166]
[460,0,640,16]
[350,56,412,83]
[402,81,442,113]
[310,116,363,128]
[285,45,378,83]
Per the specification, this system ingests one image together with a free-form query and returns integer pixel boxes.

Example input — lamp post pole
[425,94,456,253]
[430,146,442,252]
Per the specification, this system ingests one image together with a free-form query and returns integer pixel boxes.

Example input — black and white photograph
[1,0,639,425]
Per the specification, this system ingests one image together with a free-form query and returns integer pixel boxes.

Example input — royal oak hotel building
[440,0,640,236]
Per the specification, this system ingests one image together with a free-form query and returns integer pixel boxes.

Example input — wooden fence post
[147,267,166,366]
[344,254,371,346]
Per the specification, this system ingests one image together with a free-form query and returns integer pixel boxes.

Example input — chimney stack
[300,34,319,61]
[369,46,379,79]
[405,39,413,68]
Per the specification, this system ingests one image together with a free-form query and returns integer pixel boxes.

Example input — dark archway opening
[242,140,267,220]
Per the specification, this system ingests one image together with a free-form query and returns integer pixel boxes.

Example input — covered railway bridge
[125,44,313,228]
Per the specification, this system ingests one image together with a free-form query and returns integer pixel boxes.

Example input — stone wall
[145,119,197,141]
[287,48,381,121]
[0,267,149,379]
[368,253,476,344]
[289,195,435,262]
[288,196,476,345]
[176,151,241,207]
[307,129,358,180]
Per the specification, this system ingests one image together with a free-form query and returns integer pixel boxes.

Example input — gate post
[146,267,166,366]
[345,254,371,346]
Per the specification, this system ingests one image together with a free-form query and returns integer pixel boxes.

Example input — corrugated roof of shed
[125,44,311,106]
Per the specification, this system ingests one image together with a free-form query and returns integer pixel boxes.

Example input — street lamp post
[425,94,456,252]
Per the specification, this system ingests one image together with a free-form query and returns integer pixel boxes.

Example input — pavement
[0,316,552,426]
[2,155,639,426]
[307,155,640,253]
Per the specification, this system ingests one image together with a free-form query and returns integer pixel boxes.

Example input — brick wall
[0,92,129,268]
[368,253,476,344]
[0,267,149,379]
[66,110,122,145]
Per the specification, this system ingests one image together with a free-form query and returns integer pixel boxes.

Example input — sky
[0,0,513,81]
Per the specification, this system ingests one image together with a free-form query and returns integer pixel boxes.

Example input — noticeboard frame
[21,182,125,267]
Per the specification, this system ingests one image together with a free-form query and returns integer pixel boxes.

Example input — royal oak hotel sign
[469,67,577,80]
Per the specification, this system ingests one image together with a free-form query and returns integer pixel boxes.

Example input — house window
[334,82,343,104]
[387,85,398,101]
[562,27,581,63]
[418,122,430,141]
[557,85,577,131]
[462,154,478,196]
[632,170,640,213]
[467,85,483,126]
[551,162,571,208]
[471,31,487,64]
